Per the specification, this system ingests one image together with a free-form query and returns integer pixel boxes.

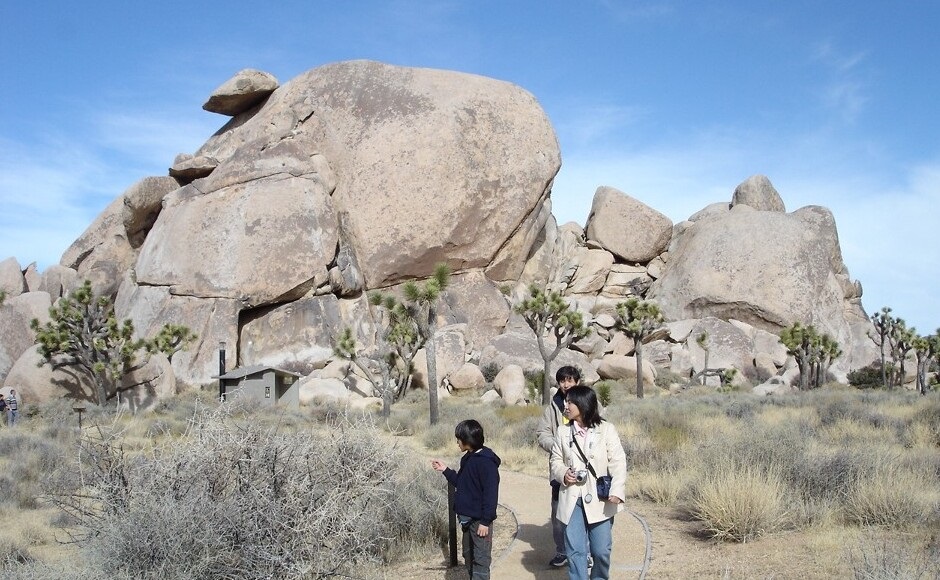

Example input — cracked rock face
[115,60,560,383]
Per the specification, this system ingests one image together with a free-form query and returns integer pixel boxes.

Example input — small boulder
[450,363,485,391]
[480,389,502,404]
[168,154,218,184]
[203,69,279,116]
[299,376,350,405]
[494,364,526,405]
[596,354,657,386]
[731,174,786,212]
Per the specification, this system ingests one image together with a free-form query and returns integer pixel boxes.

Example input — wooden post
[447,481,458,567]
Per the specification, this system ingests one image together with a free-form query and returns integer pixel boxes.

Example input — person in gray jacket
[535,366,581,568]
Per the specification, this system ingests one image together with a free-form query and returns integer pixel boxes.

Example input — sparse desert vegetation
[0,386,938,578]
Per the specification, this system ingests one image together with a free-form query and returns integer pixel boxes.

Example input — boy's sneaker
[549,554,567,567]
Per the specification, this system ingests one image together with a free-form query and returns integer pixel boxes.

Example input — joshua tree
[145,324,197,363]
[515,284,590,405]
[613,297,664,399]
[402,263,451,426]
[870,307,897,389]
[912,331,939,396]
[31,280,196,406]
[333,293,424,418]
[781,322,821,391]
[815,333,843,388]
[891,321,916,389]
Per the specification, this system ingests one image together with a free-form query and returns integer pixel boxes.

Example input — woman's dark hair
[565,386,603,428]
[455,419,485,450]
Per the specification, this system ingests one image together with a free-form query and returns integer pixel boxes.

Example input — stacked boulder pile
[0,61,878,410]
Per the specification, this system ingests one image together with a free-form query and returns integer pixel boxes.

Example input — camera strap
[570,424,598,480]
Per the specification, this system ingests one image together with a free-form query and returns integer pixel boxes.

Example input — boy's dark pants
[461,520,492,580]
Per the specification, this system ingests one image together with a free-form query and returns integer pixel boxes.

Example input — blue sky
[2,1,938,334]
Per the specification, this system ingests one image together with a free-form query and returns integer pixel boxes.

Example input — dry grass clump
[843,462,940,527]
[685,457,790,542]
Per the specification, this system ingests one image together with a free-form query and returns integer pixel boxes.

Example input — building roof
[214,365,302,380]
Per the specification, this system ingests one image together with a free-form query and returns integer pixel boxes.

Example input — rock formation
[0,61,883,409]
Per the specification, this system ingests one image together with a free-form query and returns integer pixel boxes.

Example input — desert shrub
[498,413,541,449]
[635,405,694,453]
[848,534,940,579]
[653,368,686,389]
[0,432,68,509]
[43,408,447,579]
[686,458,790,542]
[594,381,612,407]
[910,398,940,447]
[848,364,884,390]
[723,397,757,420]
[817,393,855,426]
[632,467,688,505]
[423,421,454,450]
[787,447,860,503]
[0,536,32,566]
[843,462,940,528]
[523,370,543,403]
[480,362,500,383]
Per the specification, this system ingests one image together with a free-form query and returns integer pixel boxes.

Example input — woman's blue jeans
[564,498,613,580]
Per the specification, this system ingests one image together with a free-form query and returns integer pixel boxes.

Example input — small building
[216,365,301,408]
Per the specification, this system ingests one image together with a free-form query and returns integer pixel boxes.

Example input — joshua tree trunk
[635,342,645,399]
[426,306,440,426]
[916,355,929,396]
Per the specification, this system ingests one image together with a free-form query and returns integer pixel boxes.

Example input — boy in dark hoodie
[432,419,501,580]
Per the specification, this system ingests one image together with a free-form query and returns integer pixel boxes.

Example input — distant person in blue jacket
[432,419,501,580]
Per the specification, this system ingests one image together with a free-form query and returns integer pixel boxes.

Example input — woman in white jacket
[550,386,628,580]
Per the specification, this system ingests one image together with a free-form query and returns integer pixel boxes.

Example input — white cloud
[0,102,217,271]
[811,41,871,123]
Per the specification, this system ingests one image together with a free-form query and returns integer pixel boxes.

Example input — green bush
[523,370,543,403]
[848,364,884,389]
[594,380,613,407]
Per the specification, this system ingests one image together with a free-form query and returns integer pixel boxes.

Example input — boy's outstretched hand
[430,459,447,472]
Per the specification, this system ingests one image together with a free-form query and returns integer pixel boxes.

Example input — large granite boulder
[0,257,25,298]
[585,186,673,263]
[39,265,79,299]
[60,196,136,298]
[135,154,340,307]
[110,61,560,385]
[649,202,877,374]
[115,279,241,386]
[0,291,51,381]
[122,176,180,248]
[442,271,511,350]
[192,60,560,287]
